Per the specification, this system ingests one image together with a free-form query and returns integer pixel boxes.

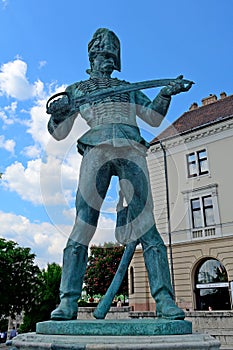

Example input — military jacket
[48,77,170,154]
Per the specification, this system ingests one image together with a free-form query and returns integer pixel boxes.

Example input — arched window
[130,266,134,294]
[194,258,231,310]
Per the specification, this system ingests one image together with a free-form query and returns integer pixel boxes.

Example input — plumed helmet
[88,28,121,72]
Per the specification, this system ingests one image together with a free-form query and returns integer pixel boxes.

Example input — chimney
[201,94,217,106]
[189,102,198,111]
[220,92,227,99]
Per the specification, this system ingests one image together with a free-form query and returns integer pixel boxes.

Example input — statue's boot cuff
[156,299,185,320]
[142,241,185,321]
[51,299,78,320]
[50,240,88,320]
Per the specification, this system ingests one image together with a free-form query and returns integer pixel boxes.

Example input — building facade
[129,92,233,312]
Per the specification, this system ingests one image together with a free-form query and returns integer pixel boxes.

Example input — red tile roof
[151,93,233,144]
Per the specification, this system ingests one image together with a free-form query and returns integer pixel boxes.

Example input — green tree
[0,238,40,319]
[84,242,128,299]
[20,262,61,332]
[0,318,8,332]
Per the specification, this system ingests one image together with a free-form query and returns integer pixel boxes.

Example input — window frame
[191,197,202,228]
[187,149,209,178]
[182,184,221,240]
[191,195,214,229]
[202,195,214,227]
[197,149,209,176]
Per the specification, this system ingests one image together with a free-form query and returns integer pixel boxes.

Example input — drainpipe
[159,141,175,298]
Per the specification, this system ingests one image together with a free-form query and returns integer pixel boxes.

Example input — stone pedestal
[7,319,221,350]
[36,319,192,336]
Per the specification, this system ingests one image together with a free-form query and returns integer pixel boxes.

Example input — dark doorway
[194,258,231,310]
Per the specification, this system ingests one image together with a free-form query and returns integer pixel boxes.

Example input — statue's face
[92,52,115,75]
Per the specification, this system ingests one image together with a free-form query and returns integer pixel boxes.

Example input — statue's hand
[47,96,71,118]
[160,75,193,97]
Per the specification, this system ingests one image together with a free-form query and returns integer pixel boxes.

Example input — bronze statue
[47,28,193,321]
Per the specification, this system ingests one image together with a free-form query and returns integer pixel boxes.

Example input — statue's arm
[135,90,171,127]
[47,84,78,141]
[47,113,77,141]
[136,75,193,127]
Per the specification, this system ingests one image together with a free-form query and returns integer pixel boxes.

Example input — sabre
[93,240,138,319]
[46,77,194,115]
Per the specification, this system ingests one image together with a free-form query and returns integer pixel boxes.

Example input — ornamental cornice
[150,119,233,153]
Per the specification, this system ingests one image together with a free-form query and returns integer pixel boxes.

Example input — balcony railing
[192,227,216,239]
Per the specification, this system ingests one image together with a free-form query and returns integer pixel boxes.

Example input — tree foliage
[20,262,62,332]
[0,318,8,331]
[84,243,128,298]
[0,238,40,318]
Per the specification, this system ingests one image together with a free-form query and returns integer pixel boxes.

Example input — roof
[151,93,233,144]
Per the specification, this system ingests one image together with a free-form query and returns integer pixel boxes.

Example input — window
[187,149,208,177]
[182,184,221,240]
[191,195,215,229]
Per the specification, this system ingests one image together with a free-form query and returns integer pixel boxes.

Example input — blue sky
[0,0,232,267]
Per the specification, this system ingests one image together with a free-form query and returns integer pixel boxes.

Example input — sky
[0,0,232,268]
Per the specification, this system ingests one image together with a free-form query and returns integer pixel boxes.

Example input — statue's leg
[117,149,184,319]
[51,147,112,320]
[51,239,88,320]
[115,148,155,244]
[140,226,185,320]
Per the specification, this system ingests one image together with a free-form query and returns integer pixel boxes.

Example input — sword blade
[73,78,193,109]
[93,240,138,319]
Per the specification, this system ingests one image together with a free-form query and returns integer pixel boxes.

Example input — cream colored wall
[129,120,233,312]
[148,121,233,243]
[147,151,167,235]
[129,236,233,312]
[166,148,191,234]
[207,135,233,236]
[173,236,233,310]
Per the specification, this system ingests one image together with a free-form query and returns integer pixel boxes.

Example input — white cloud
[40,154,78,207]
[38,60,47,69]
[5,101,17,113]
[2,160,42,204]
[33,80,45,98]
[0,102,17,126]
[0,59,44,100]
[0,135,15,153]
[0,211,69,267]
[2,156,78,207]
[0,210,116,267]
[91,214,116,246]
[22,144,42,158]
[26,99,51,149]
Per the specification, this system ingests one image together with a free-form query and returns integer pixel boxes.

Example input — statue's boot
[143,244,185,320]
[51,239,88,320]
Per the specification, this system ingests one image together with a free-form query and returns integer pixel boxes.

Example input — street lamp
[159,141,175,298]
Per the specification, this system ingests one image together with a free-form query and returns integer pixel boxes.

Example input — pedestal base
[7,319,221,350]
[8,333,220,350]
[36,319,192,336]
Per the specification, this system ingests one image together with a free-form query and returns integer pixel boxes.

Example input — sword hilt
[46,91,71,114]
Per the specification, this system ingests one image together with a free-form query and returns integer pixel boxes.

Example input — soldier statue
[47,28,193,321]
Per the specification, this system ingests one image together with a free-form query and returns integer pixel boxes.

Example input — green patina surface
[47,28,193,323]
[36,319,192,336]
